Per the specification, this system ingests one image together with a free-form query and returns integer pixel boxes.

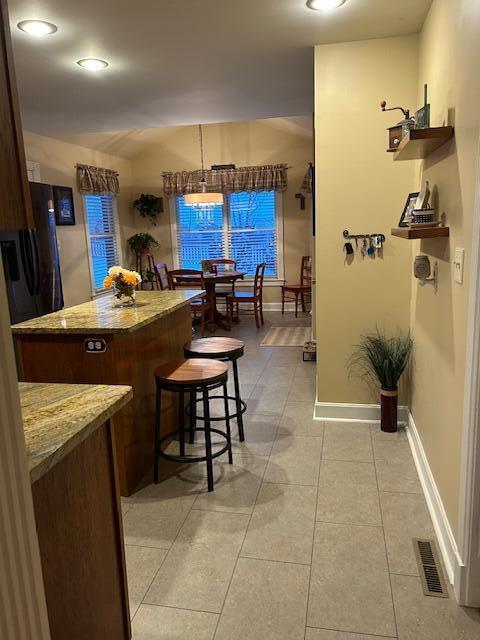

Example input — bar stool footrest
[157,428,230,463]
[185,395,247,423]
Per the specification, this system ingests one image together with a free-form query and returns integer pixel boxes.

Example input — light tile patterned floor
[122,312,480,639]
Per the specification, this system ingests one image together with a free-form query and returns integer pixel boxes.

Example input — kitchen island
[13,290,201,495]
[21,382,133,639]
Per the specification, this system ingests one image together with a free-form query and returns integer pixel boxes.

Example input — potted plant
[349,328,413,432]
[133,193,163,225]
[127,233,159,256]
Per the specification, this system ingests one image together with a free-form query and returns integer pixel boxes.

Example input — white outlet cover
[454,248,465,284]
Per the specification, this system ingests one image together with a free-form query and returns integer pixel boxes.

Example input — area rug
[261,326,311,347]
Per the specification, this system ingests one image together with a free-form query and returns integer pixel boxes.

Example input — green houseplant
[349,328,413,432]
[127,233,159,256]
[133,193,163,225]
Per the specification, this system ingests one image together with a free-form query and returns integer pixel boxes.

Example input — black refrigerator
[0,182,64,324]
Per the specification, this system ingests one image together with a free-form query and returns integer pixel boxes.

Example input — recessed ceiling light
[306,0,347,10]
[77,58,109,71]
[17,20,58,36]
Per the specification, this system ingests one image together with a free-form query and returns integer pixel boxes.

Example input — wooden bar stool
[184,337,246,443]
[154,358,232,492]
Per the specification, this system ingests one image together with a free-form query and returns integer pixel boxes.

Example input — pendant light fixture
[184,124,223,208]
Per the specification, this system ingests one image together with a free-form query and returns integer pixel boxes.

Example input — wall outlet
[454,248,465,284]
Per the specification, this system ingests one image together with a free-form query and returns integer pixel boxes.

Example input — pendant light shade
[184,125,224,208]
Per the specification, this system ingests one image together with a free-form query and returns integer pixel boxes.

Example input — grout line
[140,601,222,616]
[314,519,383,528]
[303,405,325,639]
[262,480,318,487]
[212,409,272,638]
[371,427,399,639]
[305,625,397,639]
[211,340,286,637]
[378,489,424,496]
[237,554,311,567]
[135,478,200,613]
[125,542,172,551]
[321,457,376,465]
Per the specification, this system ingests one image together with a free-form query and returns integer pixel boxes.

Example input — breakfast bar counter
[13,290,202,495]
[20,381,133,639]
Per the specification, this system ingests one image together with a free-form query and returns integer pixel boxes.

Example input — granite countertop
[12,290,203,335]
[20,382,133,482]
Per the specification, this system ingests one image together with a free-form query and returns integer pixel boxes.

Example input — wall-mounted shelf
[391,226,450,240]
[389,126,454,161]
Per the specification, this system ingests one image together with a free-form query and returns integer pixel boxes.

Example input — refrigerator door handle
[19,230,35,297]
[30,229,41,295]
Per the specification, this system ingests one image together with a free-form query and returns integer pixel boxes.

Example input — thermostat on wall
[84,338,107,353]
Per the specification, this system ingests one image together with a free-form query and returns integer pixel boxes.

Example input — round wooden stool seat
[154,358,228,387]
[184,337,245,360]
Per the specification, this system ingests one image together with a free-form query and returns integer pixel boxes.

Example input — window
[173,190,282,279]
[84,194,120,293]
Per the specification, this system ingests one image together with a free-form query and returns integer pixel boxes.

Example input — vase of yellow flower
[103,266,141,307]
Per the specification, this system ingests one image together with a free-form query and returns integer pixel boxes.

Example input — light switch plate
[454,248,465,284]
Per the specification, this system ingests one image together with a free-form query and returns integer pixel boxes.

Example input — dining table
[177,270,245,330]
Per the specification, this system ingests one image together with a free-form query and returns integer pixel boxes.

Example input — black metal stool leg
[232,359,245,441]
[223,382,233,464]
[189,388,196,444]
[178,390,185,457]
[154,384,162,484]
[203,388,214,492]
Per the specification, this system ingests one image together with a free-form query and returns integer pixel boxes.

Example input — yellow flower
[103,275,114,288]
[123,271,140,286]
[108,265,123,277]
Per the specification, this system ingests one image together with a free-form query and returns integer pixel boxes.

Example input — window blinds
[84,194,119,291]
[174,190,278,277]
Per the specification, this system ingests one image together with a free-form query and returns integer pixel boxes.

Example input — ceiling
[9,0,433,135]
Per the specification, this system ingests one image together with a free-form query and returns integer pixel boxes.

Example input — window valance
[162,164,288,197]
[77,164,120,195]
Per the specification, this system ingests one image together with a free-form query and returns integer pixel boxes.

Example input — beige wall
[24,116,312,306]
[23,131,133,307]
[126,116,313,303]
[314,35,418,404]
[409,0,480,536]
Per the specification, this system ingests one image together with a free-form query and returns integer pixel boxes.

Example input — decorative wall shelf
[391,226,450,240]
[389,126,454,161]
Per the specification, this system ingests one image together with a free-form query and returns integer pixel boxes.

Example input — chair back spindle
[210,258,237,274]
[155,263,171,290]
[253,262,266,299]
[300,256,312,287]
[168,269,205,290]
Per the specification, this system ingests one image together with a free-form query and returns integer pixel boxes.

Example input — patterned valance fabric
[162,164,288,196]
[77,164,120,195]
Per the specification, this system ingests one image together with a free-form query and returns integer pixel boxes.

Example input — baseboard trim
[313,400,461,587]
[262,302,296,311]
[406,411,461,585]
[313,401,408,424]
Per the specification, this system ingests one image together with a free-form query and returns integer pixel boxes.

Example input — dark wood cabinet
[0,0,34,229]
[32,419,131,640]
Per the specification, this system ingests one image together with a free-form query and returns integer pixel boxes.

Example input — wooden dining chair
[154,262,171,290]
[227,262,266,329]
[281,256,312,317]
[168,269,212,337]
[210,258,237,309]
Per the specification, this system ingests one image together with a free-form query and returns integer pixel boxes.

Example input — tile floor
[121,312,480,639]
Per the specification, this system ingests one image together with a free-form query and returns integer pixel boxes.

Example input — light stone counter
[12,290,202,334]
[20,382,133,482]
